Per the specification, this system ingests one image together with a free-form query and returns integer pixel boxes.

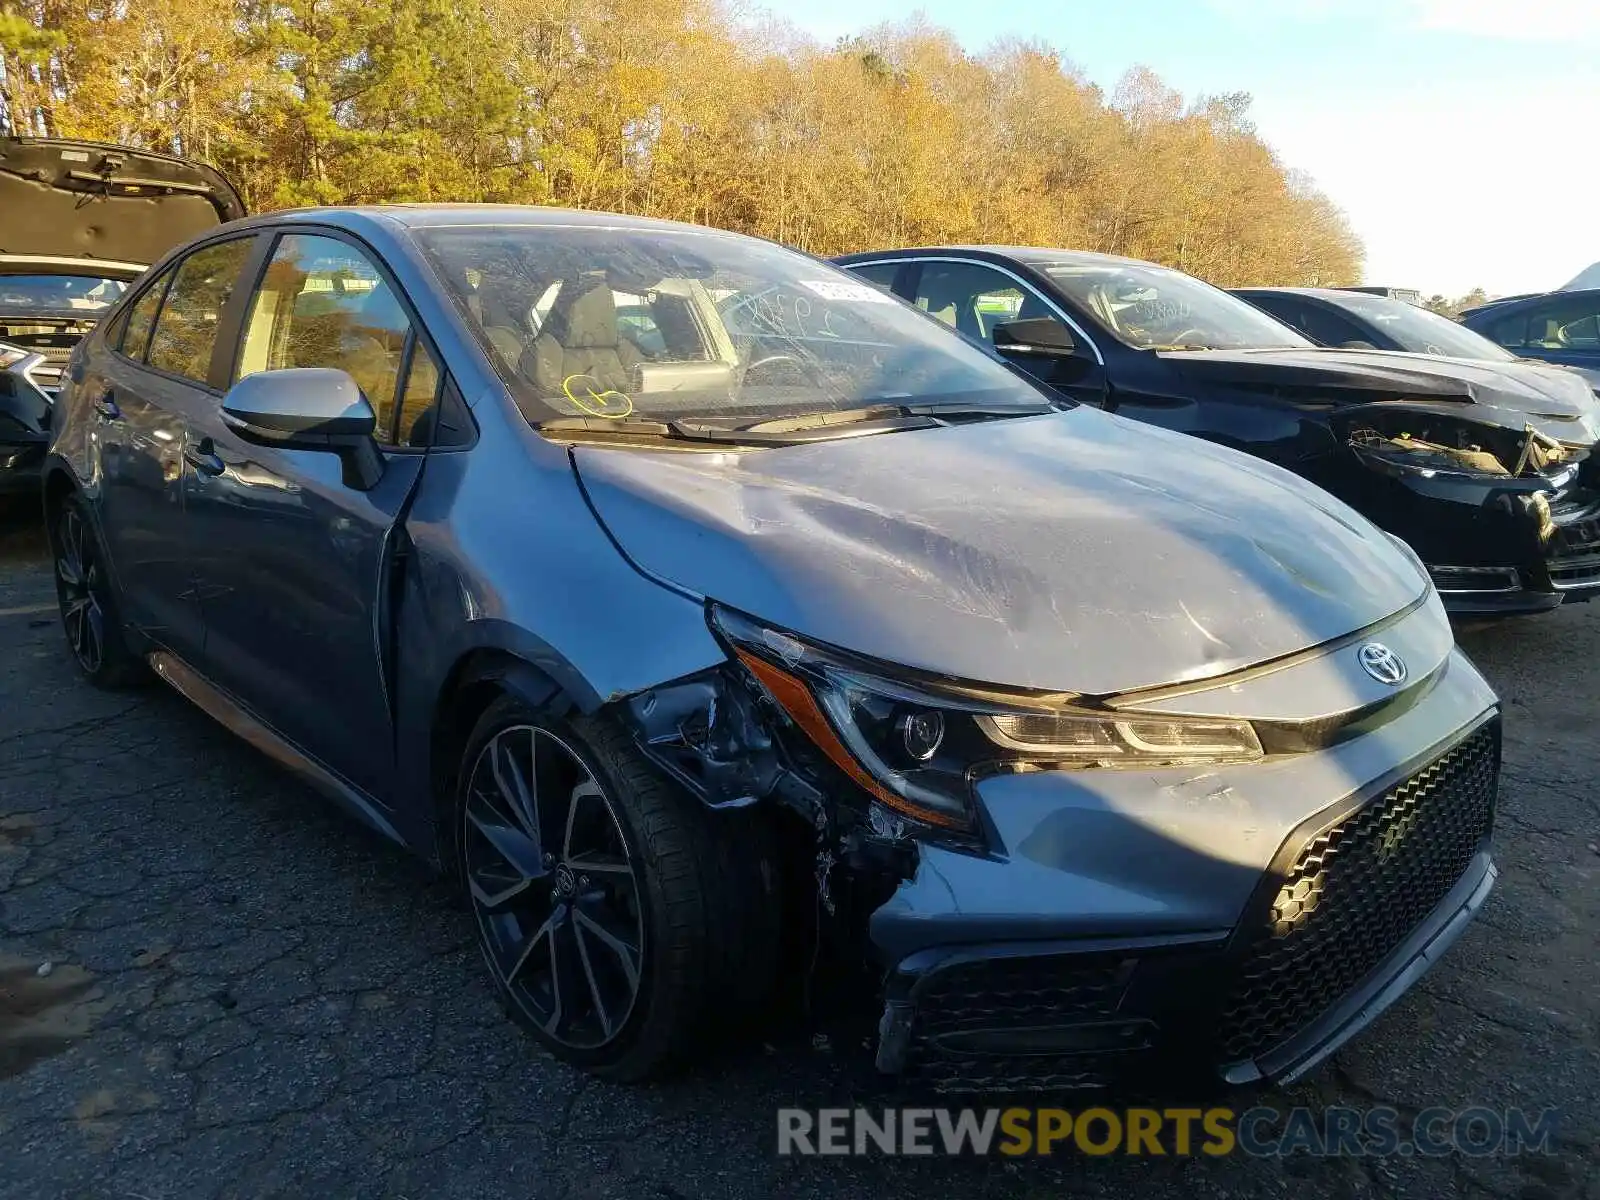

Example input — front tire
[457,694,777,1080]
[49,493,145,689]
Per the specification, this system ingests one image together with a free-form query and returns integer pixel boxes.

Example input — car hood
[571,408,1426,696]
[1166,347,1600,445]
[0,137,245,265]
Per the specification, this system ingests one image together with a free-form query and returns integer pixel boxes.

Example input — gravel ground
[1,496,1596,1199]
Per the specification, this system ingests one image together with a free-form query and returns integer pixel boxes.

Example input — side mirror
[220,368,385,490]
[992,317,1079,358]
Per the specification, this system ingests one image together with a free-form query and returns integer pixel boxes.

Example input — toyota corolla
[44,206,1499,1092]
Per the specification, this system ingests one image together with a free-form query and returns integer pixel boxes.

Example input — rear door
[92,237,258,659]
[182,228,440,802]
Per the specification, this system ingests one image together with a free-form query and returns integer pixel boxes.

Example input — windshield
[1041,262,1312,351]
[415,225,1044,425]
[0,273,127,314]
[1330,293,1518,361]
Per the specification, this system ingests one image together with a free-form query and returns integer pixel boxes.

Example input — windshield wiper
[539,398,1058,445]
[736,398,1054,435]
[536,415,893,446]
[537,417,682,438]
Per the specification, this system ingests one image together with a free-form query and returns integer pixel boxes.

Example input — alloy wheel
[463,724,646,1050]
[54,505,105,675]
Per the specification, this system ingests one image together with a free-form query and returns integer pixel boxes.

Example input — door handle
[183,438,226,477]
[93,390,121,420]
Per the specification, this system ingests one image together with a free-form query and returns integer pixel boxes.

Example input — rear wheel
[457,694,777,1080]
[50,493,144,688]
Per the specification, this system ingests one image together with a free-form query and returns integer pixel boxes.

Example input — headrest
[557,280,620,350]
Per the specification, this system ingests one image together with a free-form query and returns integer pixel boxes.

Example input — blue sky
[775,0,1600,298]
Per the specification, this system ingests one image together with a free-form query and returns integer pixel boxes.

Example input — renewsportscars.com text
[776,1106,1560,1158]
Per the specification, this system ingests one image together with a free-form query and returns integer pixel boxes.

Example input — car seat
[521,278,642,398]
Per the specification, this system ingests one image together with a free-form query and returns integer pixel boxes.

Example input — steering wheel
[1169,328,1208,346]
[743,353,822,387]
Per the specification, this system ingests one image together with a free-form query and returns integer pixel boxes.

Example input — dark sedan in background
[42,205,1499,1093]
[0,136,244,493]
[1235,286,1525,359]
[1461,288,1600,377]
[1236,286,1600,392]
[838,247,1600,615]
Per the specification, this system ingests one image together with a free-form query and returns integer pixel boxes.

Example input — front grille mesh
[1218,723,1498,1063]
[910,957,1128,1094]
[915,957,1126,1040]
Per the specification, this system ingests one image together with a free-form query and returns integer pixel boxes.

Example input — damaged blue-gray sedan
[42,206,1500,1093]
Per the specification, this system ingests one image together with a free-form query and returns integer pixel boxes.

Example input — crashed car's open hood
[0,137,245,265]
[1165,347,1600,445]
[571,408,1426,697]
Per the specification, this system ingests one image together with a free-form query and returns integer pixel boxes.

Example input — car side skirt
[148,649,406,847]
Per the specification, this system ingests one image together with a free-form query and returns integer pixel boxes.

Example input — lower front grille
[1549,547,1600,590]
[908,956,1135,1094]
[1218,722,1499,1064]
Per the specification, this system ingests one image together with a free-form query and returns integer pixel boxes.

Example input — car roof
[836,245,1158,270]
[223,204,752,238]
[1232,286,1353,300]
[1461,288,1600,318]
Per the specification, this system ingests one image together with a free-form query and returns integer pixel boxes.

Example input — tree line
[1423,289,1490,319]
[1,0,1363,287]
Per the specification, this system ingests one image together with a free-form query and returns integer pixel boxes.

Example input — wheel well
[42,467,75,518]
[427,650,569,874]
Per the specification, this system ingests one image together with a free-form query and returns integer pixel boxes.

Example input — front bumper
[869,647,1500,1094]
[1332,452,1600,615]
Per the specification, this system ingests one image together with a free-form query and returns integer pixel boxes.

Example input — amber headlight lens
[711,607,1265,835]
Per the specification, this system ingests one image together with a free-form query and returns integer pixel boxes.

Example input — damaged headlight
[1346,413,1572,482]
[711,607,1263,834]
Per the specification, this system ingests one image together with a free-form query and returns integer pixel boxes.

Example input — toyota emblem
[1358,642,1408,686]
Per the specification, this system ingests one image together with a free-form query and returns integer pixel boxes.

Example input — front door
[903,260,1110,406]
[182,230,440,803]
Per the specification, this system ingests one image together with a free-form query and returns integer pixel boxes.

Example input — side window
[848,262,903,295]
[1489,311,1530,349]
[1557,311,1600,349]
[146,240,256,383]
[612,293,670,359]
[396,342,442,447]
[912,262,1052,346]
[236,234,414,444]
[117,268,174,361]
[1238,293,1298,329]
[1297,305,1370,348]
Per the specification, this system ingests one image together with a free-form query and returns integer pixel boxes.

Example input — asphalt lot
[0,495,1596,1199]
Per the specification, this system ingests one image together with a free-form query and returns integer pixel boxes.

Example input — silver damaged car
[41,205,1500,1091]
